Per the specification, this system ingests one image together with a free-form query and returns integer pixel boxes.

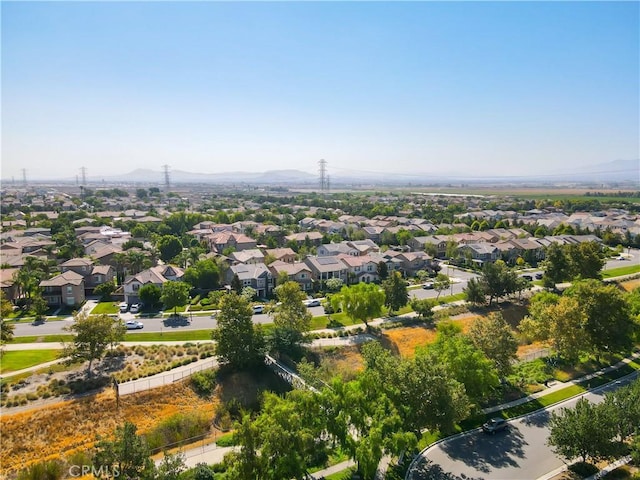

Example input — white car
[125,320,144,330]
[129,303,141,314]
[304,299,321,307]
[119,302,128,313]
[252,305,265,314]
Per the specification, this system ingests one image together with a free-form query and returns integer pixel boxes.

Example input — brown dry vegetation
[309,346,365,382]
[620,278,640,292]
[1,380,218,475]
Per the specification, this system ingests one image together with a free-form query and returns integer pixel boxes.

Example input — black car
[535,272,543,280]
[482,417,508,434]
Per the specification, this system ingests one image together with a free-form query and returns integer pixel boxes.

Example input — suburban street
[10,250,638,338]
[407,371,640,480]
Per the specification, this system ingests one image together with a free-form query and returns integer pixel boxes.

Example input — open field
[0,380,219,474]
[0,350,61,374]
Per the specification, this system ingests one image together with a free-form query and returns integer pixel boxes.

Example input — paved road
[408,372,639,480]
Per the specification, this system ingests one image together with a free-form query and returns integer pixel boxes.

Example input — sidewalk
[0,357,67,379]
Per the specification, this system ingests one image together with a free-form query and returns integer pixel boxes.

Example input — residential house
[304,256,348,285]
[397,251,436,277]
[265,248,296,264]
[457,243,500,264]
[317,242,359,257]
[225,263,274,298]
[59,257,117,292]
[284,232,323,247]
[205,231,257,254]
[229,249,265,265]
[40,271,85,307]
[338,255,379,284]
[268,261,313,292]
[0,268,19,303]
[123,265,185,304]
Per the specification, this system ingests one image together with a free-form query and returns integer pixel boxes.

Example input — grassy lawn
[603,264,640,278]
[0,349,62,374]
[90,302,119,314]
[325,466,357,480]
[124,330,214,342]
[10,335,73,343]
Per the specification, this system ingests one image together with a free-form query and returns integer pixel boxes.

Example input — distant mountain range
[12,159,640,186]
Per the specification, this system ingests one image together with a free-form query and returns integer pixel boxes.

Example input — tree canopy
[161,281,191,315]
[331,282,385,328]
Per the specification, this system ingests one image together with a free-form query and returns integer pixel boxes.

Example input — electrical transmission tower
[162,164,171,191]
[80,166,87,186]
[21,169,27,187]
[318,159,328,193]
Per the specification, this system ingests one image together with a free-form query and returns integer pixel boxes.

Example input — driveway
[407,371,639,480]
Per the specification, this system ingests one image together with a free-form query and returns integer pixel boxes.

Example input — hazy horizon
[2,2,639,181]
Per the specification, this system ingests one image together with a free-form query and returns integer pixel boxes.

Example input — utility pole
[318,159,328,194]
[162,164,171,191]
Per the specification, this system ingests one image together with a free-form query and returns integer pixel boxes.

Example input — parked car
[535,272,543,280]
[119,302,128,313]
[482,417,508,434]
[125,320,144,330]
[129,303,141,314]
[252,304,265,314]
[521,275,533,281]
[422,282,434,289]
[304,299,321,307]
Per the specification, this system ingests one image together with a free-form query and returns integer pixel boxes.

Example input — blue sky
[2,1,638,181]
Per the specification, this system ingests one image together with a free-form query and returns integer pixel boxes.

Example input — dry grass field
[620,278,640,292]
[1,380,218,474]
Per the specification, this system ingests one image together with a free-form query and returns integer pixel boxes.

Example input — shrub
[145,411,211,451]
[215,432,237,447]
[17,459,64,480]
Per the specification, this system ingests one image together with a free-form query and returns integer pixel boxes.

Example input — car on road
[129,303,141,314]
[482,417,508,434]
[124,320,144,330]
[535,273,543,280]
[616,256,627,261]
[119,302,128,313]
[422,282,434,289]
[304,299,321,307]
[252,304,265,314]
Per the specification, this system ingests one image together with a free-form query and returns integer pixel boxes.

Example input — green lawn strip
[90,302,119,314]
[0,349,62,374]
[324,466,357,480]
[9,334,73,343]
[124,330,213,342]
[603,264,640,278]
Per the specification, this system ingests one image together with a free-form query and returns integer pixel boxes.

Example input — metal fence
[516,347,552,364]
[116,358,218,396]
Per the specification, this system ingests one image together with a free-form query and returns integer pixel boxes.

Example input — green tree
[156,235,183,263]
[566,241,605,280]
[155,453,187,480]
[543,243,570,287]
[64,312,126,376]
[161,281,191,316]
[409,298,436,322]
[433,273,451,300]
[138,284,162,309]
[271,281,312,356]
[230,273,242,294]
[183,259,220,290]
[93,421,155,479]
[463,277,487,305]
[324,277,344,292]
[427,323,499,401]
[94,280,116,301]
[468,312,518,377]
[31,293,49,322]
[480,261,519,306]
[382,271,409,314]
[331,283,385,329]
[548,398,616,463]
[377,261,389,281]
[565,280,636,356]
[212,293,265,369]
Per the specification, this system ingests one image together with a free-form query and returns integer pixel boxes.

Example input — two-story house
[59,257,116,293]
[225,263,274,298]
[268,261,313,292]
[304,256,348,285]
[338,255,379,284]
[40,271,86,307]
[123,265,184,304]
[265,248,296,264]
